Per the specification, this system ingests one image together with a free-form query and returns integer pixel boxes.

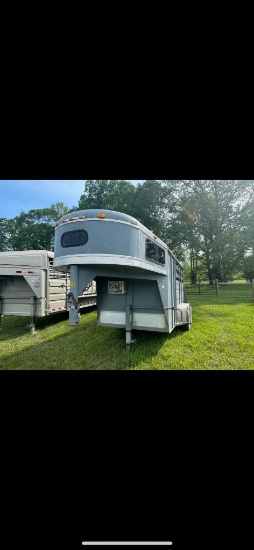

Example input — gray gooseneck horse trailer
[53,209,192,350]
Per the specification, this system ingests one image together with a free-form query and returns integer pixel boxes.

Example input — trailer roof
[57,209,139,225]
[0,250,53,257]
[0,250,54,268]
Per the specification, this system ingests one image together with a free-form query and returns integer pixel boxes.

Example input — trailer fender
[177,303,192,326]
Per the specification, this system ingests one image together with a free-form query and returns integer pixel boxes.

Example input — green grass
[1,290,254,369]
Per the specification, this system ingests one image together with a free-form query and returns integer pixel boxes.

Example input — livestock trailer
[53,209,192,350]
[0,250,96,332]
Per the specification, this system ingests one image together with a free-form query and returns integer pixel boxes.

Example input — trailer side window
[145,239,165,265]
[61,230,88,248]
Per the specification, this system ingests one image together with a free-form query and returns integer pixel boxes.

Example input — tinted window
[145,239,165,265]
[61,230,88,248]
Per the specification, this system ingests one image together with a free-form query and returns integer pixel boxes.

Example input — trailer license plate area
[108,281,126,294]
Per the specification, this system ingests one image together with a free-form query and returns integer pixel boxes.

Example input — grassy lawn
[0,285,254,370]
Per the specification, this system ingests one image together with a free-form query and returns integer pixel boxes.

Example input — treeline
[0,202,69,253]
[1,181,254,282]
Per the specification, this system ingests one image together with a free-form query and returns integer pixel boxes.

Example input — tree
[130,180,169,238]
[9,202,69,251]
[175,180,254,282]
[78,180,136,214]
[0,218,12,251]
[242,254,254,282]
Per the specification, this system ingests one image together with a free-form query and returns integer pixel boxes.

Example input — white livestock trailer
[0,250,96,332]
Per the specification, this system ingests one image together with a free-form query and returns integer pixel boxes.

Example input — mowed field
[0,284,254,370]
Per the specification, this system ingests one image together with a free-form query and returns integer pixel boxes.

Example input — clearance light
[61,219,66,223]
[54,222,58,227]
[97,213,106,218]
[68,217,73,221]
[78,215,84,219]
[154,235,158,239]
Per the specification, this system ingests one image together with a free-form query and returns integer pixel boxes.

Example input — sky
[0,180,144,220]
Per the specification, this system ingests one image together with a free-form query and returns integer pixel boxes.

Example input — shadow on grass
[125,325,188,369]
[0,315,188,370]
[0,306,97,342]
